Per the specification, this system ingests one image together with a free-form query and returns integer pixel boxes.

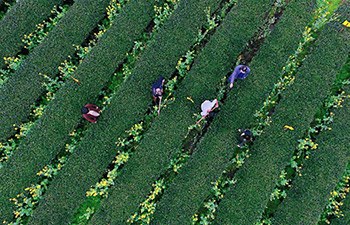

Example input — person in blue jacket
[152,75,165,115]
[227,65,251,88]
[151,75,165,103]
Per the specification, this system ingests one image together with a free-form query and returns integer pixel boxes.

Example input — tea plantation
[0,0,349,224]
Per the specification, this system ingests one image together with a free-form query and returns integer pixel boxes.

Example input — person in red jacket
[81,104,100,123]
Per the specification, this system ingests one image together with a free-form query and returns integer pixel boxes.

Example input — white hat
[200,99,218,116]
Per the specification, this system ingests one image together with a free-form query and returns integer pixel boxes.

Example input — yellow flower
[284,125,294,130]
[187,97,194,103]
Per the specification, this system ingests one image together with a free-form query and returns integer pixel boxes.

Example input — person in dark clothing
[82,104,101,123]
[227,65,251,88]
[152,75,165,102]
[237,128,252,147]
[152,76,165,115]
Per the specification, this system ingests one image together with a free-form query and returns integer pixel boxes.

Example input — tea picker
[237,129,252,147]
[227,65,250,88]
[82,103,101,123]
[151,76,165,115]
[195,99,219,125]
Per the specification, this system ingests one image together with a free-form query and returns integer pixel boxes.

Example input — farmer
[152,76,165,115]
[152,75,165,103]
[237,128,252,147]
[200,99,218,117]
[227,65,251,88]
[81,103,101,123]
[195,99,219,125]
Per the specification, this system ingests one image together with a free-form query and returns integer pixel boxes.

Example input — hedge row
[0,0,155,221]
[270,6,350,223]
[214,4,350,224]
[87,0,275,224]
[27,0,224,224]
[333,172,350,225]
[271,91,350,223]
[0,0,65,68]
[0,0,67,68]
[0,0,109,141]
[149,0,316,224]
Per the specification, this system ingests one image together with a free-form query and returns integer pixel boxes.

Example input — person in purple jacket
[227,65,250,88]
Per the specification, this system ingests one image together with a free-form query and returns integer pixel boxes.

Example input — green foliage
[0,4,70,87]
[123,1,239,223]
[0,0,113,221]
[272,88,350,224]
[152,0,316,224]
[6,128,84,225]
[318,165,350,224]
[8,0,155,221]
[0,0,130,171]
[71,1,180,221]
[1,0,349,224]
[23,4,70,51]
[0,121,33,169]
[71,197,102,225]
[84,0,257,223]
[90,0,280,223]
[0,0,16,20]
[331,169,350,225]
[215,2,350,224]
[0,0,109,141]
[0,0,65,69]
[29,0,221,224]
